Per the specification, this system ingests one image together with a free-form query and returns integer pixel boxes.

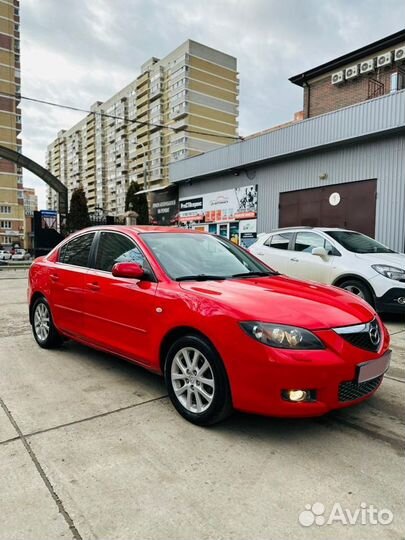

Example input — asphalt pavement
[0,269,404,540]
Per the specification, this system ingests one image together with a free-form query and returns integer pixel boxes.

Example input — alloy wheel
[171,347,215,413]
[34,302,50,343]
[343,285,366,299]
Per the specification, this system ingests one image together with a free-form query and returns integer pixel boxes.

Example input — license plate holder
[357,351,391,383]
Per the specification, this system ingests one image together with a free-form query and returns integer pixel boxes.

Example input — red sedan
[28,226,391,425]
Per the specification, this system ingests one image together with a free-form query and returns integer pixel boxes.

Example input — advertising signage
[179,185,257,223]
[149,185,179,225]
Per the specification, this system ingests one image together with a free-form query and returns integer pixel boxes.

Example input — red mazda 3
[28,226,391,425]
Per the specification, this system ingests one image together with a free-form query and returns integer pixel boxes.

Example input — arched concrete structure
[0,145,67,214]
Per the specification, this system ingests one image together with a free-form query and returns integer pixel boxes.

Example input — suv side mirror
[112,262,145,279]
[312,247,328,258]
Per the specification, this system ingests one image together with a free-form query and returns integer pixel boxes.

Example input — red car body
[28,226,390,419]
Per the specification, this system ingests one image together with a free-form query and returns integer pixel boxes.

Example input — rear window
[59,233,95,267]
[265,232,293,250]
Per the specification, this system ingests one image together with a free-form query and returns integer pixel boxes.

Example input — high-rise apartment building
[46,40,239,215]
[0,0,23,247]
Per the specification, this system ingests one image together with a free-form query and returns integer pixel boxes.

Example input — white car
[249,227,405,313]
[11,249,31,261]
[0,249,12,260]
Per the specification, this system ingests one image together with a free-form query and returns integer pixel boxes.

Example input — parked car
[11,249,31,261]
[28,226,391,425]
[0,249,12,260]
[249,227,405,313]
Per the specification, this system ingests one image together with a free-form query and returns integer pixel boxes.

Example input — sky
[20,0,405,209]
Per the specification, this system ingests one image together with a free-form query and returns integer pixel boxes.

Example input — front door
[289,231,336,283]
[50,232,95,338]
[83,231,158,364]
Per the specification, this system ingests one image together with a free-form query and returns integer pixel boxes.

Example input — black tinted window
[266,232,293,250]
[59,233,95,267]
[95,232,148,273]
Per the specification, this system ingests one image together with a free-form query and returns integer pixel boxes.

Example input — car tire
[338,279,374,307]
[32,297,64,349]
[164,334,233,426]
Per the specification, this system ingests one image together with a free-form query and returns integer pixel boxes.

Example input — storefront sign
[179,185,257,223]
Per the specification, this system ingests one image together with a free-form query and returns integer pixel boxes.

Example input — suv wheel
[164,335,232,426]
[339,279,374,307]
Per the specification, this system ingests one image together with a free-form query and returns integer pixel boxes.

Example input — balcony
[170,103,188,120]
[171,116,188,131]
[150,82,163,100]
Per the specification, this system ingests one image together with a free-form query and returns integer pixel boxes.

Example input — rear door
[288,231,337,283]
[83,231,158,364]
[253,232,294,273]
[50,232,95,338]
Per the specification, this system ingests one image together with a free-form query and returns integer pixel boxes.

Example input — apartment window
[0,221,12,229]
[0,206,11,214]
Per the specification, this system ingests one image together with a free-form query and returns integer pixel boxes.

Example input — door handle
[87,282,100,291]
[290,258,299,262]
[50,273,59,282]
[257,252,265,256]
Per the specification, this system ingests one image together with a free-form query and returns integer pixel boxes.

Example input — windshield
[141,232,275,280]
[325,231,395,254]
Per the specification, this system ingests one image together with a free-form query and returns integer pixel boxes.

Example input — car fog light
[282,389,316,402]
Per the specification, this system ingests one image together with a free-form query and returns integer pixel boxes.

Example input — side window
[59,233,95,267]
[95,232,151,273]
[294,232,325,253]
[265,232,293,250]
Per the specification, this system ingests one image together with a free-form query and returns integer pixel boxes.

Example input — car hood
[179,275,375,330]
[355,252,405,268]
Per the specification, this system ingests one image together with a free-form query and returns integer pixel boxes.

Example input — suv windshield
[325,231,395,254]
[141,232,275,280]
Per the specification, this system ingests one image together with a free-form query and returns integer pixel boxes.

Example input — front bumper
[375,287,405,313]
[223,321,391,418]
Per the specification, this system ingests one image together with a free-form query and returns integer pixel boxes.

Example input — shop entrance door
[207,222,239,241]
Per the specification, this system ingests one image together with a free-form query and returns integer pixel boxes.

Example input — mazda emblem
[369,322,380,346]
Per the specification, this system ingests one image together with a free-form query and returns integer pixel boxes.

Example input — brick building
[290,29,405,118]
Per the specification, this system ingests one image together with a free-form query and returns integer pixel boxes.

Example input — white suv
[249,227,405,313]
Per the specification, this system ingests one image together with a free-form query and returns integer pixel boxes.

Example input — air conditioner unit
[394,47,405,62]
[360,58,374,74]
[345,65,359,79]
[376,52,392,68]
[331,71,344,85]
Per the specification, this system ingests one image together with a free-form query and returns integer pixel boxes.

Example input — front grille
[341,332,378,351]
[338,375,383,402]
[336,319,381,352]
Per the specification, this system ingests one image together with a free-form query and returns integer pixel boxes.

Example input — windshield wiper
[176,274,227,282]
[231,271,278,278]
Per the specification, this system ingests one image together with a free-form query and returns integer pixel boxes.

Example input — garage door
[279,179,377,237]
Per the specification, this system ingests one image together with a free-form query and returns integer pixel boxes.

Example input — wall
[178,136,405,252]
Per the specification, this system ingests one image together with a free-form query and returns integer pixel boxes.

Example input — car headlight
[240,322,325,349]
[372,265,405,282]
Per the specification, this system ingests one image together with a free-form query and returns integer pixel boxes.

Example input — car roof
[268,227,355,234]
[69,225,205,235]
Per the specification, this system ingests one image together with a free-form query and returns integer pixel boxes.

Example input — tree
[67,186,91,231]
[125,181,149,224]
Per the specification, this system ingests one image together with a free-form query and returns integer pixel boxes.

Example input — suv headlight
[372,265,405,282]
[240,322,325,349]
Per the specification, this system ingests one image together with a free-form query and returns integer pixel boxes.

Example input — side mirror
[312,247,328,258]
[112,262,145,279]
